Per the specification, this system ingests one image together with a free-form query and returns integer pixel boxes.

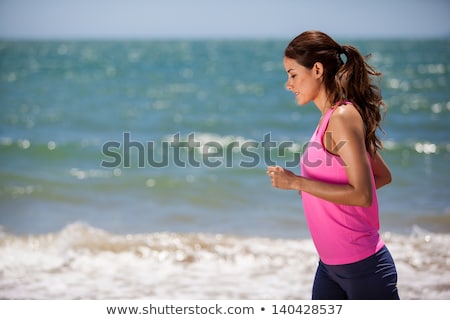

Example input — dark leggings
[312,246,400,300]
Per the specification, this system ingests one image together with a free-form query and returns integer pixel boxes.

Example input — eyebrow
[287,68,294,73]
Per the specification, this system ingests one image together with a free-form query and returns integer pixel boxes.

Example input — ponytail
[334,45,386,154]
[335,45,386,154]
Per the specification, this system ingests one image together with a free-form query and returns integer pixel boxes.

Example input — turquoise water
[0,39,449,237]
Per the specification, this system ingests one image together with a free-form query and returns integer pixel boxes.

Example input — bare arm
[370,150,392,189]
[267,105,376,207]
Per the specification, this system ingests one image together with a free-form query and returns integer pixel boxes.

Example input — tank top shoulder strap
[316,107,336,138]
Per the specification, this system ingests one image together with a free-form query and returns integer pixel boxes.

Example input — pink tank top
[300,107,384,265]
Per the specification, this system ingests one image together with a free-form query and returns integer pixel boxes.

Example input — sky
[0,0,449,40]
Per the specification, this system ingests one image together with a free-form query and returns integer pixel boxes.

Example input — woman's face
[283,57,322,106]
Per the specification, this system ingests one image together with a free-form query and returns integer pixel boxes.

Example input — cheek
[301,78,320,95]
[295,79,319,104]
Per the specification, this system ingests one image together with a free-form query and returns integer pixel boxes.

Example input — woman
[267,30,399,300]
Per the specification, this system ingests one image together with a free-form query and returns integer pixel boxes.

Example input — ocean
[0,39,449,299]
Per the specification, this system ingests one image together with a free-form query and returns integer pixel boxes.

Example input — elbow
[376,172,392,189]
[359,192,373,207]
[383,169,392,186]
[386,172,392,185]
[381,170,392,186]
[352,186,373,207]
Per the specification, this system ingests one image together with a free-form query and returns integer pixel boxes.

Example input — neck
[314,93,333,115]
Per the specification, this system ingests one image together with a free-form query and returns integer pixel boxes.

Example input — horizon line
[1,33,449,42]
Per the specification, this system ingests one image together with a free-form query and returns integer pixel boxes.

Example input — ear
[313,62,324,79]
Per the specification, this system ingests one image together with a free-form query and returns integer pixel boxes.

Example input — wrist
[292,175,303,191]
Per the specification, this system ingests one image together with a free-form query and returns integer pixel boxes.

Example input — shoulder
[329,103,364,132]
[323,103,366,155]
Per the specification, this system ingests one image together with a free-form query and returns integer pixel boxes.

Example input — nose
[285,80,293,91]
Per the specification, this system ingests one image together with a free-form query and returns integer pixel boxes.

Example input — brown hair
[284,30,385,154]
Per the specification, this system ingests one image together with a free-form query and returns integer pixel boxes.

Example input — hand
[266,165,298,190]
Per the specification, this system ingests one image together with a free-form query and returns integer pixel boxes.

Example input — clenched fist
[266,165,299,190]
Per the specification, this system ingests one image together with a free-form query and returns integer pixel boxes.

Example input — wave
[0,222,449,299]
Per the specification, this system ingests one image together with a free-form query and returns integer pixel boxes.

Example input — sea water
[0,39,449,299]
